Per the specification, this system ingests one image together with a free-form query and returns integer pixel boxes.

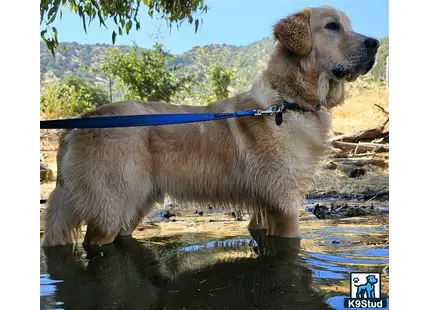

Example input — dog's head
[273,6,379,83]
[366,275,378,285]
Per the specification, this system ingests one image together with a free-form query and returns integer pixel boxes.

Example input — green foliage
[102,43,195,102]
[40,76,110,118]
[40,36,389,107]
[40,0,207,56]
[369,37,389,81]
[176,45,237,105]
[64,76,110,106]
[207,65,234,101]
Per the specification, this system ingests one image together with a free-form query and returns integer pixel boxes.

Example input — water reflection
[41,233,333,310]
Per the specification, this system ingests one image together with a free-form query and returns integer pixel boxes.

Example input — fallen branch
[374,103,389,115]
[330,157,388,168]
[348,152,389,159]
[331,122,388,143]
[330,140,389,154]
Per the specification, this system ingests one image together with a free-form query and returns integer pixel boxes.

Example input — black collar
[274,101,321,126]
[282,100,321,113]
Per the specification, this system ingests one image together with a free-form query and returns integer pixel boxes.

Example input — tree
[102,43,194,103]
[40,76,110,118]
[40,0,208,56]
[207,65,234,101]
[188,47,235,104]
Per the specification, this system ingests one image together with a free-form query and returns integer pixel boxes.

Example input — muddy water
[40,208,389,310]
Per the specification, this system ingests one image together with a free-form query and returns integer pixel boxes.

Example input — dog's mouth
[361,57,376,75]
[331,57,377,82]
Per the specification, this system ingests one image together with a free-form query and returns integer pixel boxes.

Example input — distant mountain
[40,36,388,98]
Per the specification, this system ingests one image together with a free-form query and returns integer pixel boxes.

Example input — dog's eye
[325,22,340,31]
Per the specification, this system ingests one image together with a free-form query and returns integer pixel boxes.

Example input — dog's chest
[273,110,331,168]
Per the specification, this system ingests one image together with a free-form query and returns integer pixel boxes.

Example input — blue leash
[40,105,284,130]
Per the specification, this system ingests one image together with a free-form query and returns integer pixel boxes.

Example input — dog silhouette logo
[353,274,379,298]
[344,272,388,308]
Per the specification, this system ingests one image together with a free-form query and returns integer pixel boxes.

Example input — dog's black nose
[364,37,379,50]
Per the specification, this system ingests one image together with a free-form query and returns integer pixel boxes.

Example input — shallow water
[40,213,389,310]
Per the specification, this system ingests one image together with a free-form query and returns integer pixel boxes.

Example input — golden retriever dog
[42,5,379,247]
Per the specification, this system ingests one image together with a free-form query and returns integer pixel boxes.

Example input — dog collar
[282,100,321,113]
[253,101,320,126]
[275,100,321,126]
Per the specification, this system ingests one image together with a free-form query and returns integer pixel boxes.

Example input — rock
[195,210,204,216]
[230,211,244,221]
[323,161,338,170]
[337,164,366,178]
[151,209,176,219]
[308,202,389,219]
[312,204,329,219]
[345,207,368,217]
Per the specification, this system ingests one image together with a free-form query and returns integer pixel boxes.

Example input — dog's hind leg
[83,222,121,246]
[82,191,134,246]
[118,213,143,237]
[80,184,133,246]
[119,190,162,237]
[118,202,155,237]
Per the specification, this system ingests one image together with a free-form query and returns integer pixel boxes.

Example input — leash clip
[254,104,283,116]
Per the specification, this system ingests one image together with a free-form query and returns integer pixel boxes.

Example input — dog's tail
[42,132,80,247]
[42,182,77,247]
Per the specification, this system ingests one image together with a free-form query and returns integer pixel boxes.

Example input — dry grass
[331,79,389,133]
[310,167,389,198]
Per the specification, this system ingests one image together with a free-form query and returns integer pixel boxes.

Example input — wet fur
[42,6,378,247]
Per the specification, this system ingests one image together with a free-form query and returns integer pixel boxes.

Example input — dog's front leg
[266,208,301,238]
[247,212,267,230]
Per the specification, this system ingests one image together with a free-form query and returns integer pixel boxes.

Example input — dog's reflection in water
[42,232,333,310]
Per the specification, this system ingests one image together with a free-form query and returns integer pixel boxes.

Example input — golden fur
[42,6,379,247]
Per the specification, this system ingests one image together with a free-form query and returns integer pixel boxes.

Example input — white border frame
[2,0,430,309]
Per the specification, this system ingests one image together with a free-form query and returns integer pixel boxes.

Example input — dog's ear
[273,9,312,55]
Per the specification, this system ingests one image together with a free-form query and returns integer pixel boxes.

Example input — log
[348,152,389,159]
[330,140,389,154]
[330,157,388,168]
[331,123,388,143]
[371,132,389,144]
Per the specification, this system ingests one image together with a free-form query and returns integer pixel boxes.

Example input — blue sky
[46,0,388,55]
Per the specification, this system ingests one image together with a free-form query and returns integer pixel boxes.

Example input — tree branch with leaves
[40,0,208,56]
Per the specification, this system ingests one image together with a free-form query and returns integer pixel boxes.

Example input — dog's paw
[353,277,360,283]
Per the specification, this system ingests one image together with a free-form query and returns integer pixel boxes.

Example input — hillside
[40,37,388,100]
